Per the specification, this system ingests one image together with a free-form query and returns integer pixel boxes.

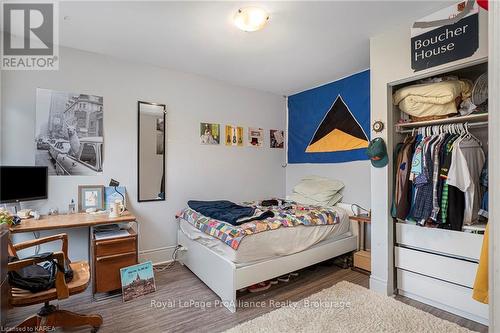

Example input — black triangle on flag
[306,95,369,153]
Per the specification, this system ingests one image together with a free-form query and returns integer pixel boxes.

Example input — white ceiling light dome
[234,7,269,32]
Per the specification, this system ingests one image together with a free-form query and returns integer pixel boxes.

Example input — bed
[176,202,357,312]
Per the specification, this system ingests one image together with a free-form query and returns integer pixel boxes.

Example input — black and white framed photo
[78,185,105,212]
[270,129,284,148]
[35,88,104,176]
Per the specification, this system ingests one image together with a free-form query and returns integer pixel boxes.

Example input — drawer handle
[95,237,134,246]
[96,251,136,262]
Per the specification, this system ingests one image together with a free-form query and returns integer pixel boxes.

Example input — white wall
[284,71,372,247]
[370,10,488,295]
[1,46,285,262]
[285,161,371,247]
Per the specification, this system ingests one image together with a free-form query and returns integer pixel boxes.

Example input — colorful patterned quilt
[176,202,342,250]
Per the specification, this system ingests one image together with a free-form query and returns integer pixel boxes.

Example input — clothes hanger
[464,122,482,146]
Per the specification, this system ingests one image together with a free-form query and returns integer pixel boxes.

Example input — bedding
[176,201,343,250]
[393,80,472,118]
[292,176,344,203]
[287,192,343,207]
[187,200,273,225]
[178,212,351,264]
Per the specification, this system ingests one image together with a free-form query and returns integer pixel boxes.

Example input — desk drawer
[95,235,136,257]
[95,252,137,293]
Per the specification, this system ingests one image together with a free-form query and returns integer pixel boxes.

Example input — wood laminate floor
[5,262,487,333]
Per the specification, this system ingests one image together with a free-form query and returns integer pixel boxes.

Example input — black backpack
[8,252,74,293]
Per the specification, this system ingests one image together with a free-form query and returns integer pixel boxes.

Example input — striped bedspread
[176,202,342,249]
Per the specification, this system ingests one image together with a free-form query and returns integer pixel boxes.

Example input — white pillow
[292,176,344,202]
[287,192,343,207]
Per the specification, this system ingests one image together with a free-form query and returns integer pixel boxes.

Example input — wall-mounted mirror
[138,101,166,202]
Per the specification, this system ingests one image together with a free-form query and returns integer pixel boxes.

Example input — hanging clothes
[393,124,486,231]
[478,158,489,219]
[394,136,416,219]
[447,137,485,225]
[438,134,459,225]
[391,142,404,218]
[412,135,439,223]
[430,133,448,221]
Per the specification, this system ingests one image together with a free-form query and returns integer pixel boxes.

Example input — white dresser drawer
[395,246,478,288]
[395,223,483,260]
[397,269,488,325]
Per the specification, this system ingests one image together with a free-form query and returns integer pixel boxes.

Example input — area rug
[224,281,475,333]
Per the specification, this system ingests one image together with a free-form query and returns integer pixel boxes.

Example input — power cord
[153,245,183,272]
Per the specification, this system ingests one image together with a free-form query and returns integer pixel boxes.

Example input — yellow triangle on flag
[306,129,369,153]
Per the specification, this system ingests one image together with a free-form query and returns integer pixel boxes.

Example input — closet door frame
[489,4,500,331]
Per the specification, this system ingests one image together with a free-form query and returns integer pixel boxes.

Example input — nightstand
[349,215,371,273]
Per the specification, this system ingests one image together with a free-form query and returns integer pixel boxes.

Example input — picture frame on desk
[78,185,105,212]
[104,186,126,211]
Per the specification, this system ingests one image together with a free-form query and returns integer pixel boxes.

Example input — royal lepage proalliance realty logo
[1,1,59,70]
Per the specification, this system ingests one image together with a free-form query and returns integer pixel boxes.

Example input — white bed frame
[177,228,357,313]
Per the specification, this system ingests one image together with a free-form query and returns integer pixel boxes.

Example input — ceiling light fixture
[234,7,269,32]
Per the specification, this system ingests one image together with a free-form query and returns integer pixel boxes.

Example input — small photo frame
[104,186,127,211]
[270,129,284,148]
[225,125,244,147]
[248,127,264,148]
[78,185,105,212]
[200,123,220,145]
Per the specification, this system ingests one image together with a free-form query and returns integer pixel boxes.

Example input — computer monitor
[0,166,48,203]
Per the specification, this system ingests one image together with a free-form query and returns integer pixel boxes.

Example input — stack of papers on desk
[94,224,130,240]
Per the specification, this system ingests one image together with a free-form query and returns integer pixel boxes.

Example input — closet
[390,61,489,325]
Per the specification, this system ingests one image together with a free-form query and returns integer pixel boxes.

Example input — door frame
[488,3,499,332]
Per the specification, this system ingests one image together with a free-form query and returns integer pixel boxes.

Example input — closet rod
[396,121,488,134]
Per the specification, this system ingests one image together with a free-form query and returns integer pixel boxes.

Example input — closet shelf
[395,113,488,132]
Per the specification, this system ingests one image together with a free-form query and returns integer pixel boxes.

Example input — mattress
[178,208,352,265]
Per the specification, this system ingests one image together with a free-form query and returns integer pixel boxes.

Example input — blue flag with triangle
[287,70,370,164]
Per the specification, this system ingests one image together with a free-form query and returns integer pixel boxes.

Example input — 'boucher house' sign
[411,0,479,72]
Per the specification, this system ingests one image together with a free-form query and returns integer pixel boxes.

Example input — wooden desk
[349,215,371,273]
[9,212,136,233]
[9,212,138,300]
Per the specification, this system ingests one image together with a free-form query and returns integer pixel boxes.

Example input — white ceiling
[60,1,452,96]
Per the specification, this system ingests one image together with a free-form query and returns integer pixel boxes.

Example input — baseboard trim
[139,245,177,264]
[369,275,391,295]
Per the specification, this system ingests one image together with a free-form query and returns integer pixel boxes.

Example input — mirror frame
[137,101,166,202]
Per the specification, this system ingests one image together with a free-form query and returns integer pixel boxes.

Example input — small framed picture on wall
[270,129,284,148]
[78,185,105,212]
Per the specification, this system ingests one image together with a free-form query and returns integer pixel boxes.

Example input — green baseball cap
[367,137,388,168]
